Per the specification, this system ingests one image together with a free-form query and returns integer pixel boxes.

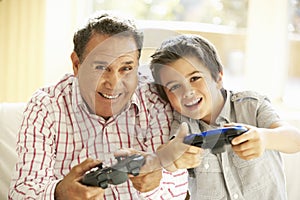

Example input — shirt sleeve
[139,169,189,200]
[256,96,281,128]
[8,96,58,200]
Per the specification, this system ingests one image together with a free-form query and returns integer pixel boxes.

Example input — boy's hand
[226,123,266,160]
[156,122,203,172]
[55,158,105,200]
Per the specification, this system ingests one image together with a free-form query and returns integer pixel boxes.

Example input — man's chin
[95,108,123,119]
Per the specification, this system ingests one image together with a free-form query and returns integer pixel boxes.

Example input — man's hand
[227,123,266,160]
[54,158,105,200]
[129,153,163,192]
[156,122,203,172]
[114,148,162,193]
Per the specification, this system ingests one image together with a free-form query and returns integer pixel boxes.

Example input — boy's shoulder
[230,90,268,102]
[136,82,168,103]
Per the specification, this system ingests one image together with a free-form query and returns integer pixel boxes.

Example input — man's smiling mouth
[99,92,121,99]
[184,97,202,107]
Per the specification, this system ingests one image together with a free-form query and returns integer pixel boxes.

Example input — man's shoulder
[31,74,75,104]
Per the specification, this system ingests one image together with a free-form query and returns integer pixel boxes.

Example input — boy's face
[159,56,223,123]
[72,33,139,118]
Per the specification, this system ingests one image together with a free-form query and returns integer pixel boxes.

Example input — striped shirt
[9,74,188,200]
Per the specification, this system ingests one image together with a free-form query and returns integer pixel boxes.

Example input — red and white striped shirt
[9,74,188,200]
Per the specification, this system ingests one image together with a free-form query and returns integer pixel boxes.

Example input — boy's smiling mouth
[184,97,202,107]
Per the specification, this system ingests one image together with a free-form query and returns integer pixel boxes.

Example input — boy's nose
[183,86,195,98]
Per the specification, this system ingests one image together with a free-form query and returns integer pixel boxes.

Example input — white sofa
[1,102,300,200]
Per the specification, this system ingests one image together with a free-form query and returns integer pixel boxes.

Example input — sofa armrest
[0,103,26,199]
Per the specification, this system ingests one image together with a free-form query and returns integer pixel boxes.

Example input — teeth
[185,98,201,106]
[102,93,120,99]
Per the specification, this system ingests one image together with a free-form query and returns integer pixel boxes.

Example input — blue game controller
[183,126,248,154]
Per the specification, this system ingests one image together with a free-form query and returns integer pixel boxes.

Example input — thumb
[73,158,102,178]
[174,122,189,141]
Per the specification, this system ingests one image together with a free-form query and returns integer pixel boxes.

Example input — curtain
[0,0,46,102]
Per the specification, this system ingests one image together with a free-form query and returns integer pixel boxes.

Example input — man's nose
[102,71,120,89]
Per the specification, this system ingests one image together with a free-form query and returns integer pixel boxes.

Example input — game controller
[183,126,248,154]
[81,154,145,189]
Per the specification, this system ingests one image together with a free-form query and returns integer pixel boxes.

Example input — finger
[174,122,189,141]
[72,158,102,179]
[139,153,161,174]
[186,146,203,154]
[84,187,105,199]
[223,122,238,127]
[231,131,253,145]
[114,148,131,157]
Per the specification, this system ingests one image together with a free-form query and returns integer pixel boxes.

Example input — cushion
[0,103,26,199]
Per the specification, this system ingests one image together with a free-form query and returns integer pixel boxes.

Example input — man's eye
[121,66,133,71]
[169,84,181,92]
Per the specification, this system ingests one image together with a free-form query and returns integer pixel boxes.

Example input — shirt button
[233,194,239,199]
[204,163,210,169]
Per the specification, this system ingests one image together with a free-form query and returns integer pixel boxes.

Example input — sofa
[1,102,300,200]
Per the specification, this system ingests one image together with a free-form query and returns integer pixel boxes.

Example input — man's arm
[8,101,59,199]
[55,158,105,200]
[9,100,105,200]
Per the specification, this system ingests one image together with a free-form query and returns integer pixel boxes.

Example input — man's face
[73,33,139,118]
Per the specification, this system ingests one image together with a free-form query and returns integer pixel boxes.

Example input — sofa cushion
[0,102,26,199]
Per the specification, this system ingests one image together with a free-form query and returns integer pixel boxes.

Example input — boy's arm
[231,121,300,160]
[129,123,202,199]
[265,121,300,153]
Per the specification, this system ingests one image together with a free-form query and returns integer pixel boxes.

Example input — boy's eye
[95,65,107,70]
[190,76,201,82]
[168,84,181,92]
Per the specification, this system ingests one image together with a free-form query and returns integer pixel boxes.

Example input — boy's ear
[71,51,80,76]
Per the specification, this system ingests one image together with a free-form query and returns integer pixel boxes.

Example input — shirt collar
[215,89,231,126]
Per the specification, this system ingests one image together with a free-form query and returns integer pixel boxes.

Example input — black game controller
[81,154,145,189]
[183,126,248,154]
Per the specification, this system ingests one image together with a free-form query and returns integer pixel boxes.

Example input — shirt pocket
[192,154,226,200]
[231,152,274,192]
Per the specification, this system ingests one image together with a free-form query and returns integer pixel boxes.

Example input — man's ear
[217,71,224,89]
[71,51,80,76]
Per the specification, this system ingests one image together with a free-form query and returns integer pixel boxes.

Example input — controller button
[233,193,239,199]
[204,163,210,169]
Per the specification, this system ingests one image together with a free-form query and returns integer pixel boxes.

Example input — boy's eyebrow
[187,70,202,77]
[164,70,202,87]
[165,80,177,88]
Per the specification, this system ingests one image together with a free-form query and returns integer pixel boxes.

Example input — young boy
[150,34,300,200]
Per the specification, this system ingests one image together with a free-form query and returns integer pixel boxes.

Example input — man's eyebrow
[121,61,134,65]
